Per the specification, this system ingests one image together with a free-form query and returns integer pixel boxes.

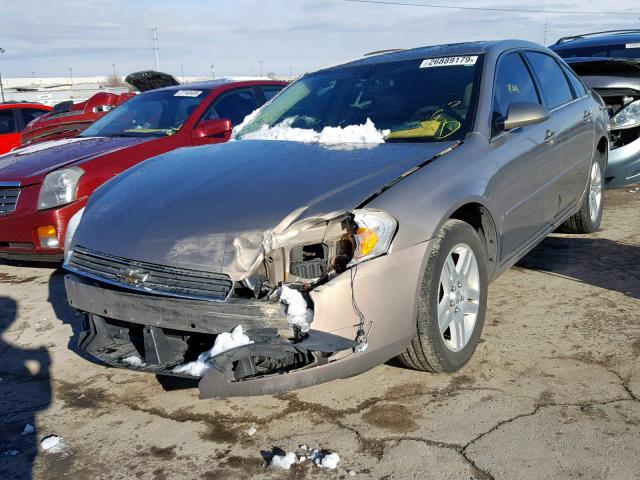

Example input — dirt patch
[57,384,109,410]
[0,272,39,284]
[361,403,419,433]
[221,455,265,473]
[632,339,640,358]
[145,445,177,460]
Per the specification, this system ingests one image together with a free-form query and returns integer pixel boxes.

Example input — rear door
[489,51,563,262]
[0,108,20,154]
[524,51,594,216]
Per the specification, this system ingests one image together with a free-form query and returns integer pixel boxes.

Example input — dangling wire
[350,264,370,351]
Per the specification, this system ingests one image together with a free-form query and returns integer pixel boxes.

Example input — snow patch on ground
[240,118,389,145]
[279,285,313,332]
[21,423,35,435]
[271,452,297,470]
[41,435,61,452]
[172,325,254,377]
[122,355,145,367]
[311,450,341,469]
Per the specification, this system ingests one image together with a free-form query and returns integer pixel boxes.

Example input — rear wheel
[559,153,604,234]
[398,219,488,372]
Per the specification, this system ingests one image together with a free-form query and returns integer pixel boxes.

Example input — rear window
[0,109,16,134]
[553,43,640,60]
[524,52,574,110]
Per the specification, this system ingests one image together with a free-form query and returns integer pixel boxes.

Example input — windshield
[81,88,209,138]
[238,55,482,143]
[554,43,640,60]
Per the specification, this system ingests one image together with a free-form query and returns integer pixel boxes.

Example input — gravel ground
[1,187,639,480]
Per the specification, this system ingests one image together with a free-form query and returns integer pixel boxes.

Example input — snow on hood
[70,139,457,279]
[240,118,389,145]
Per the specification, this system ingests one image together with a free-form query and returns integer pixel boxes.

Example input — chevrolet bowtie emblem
[117,268,149,286]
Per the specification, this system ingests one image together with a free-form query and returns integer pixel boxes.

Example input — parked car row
[0,36,627,397]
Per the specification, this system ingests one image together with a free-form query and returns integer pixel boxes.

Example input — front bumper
[64,240,430,397]
[0,190,85,260]
[606,133,640,188]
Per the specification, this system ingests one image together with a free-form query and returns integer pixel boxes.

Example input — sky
[1,0,639,78]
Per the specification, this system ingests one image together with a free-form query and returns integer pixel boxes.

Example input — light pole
[112,63,117,78]
[210,64,214,80]
[258,60,263,77]
[69,66,73,87]
[0,47,5,102]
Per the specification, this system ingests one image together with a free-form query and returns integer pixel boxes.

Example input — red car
[0,102,52,154]
[0,79,286,261]
[20,71,179,146]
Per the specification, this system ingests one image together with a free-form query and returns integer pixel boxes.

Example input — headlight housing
[610,100,640,130]
[38,167,84,210]
[348,209,397,265]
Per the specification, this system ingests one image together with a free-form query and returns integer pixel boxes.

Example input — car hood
[565,57,640,91]
[0,136,150,184]
[71,139,456,280]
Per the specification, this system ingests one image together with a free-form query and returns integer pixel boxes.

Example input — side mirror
[192,118,232,140]
[502,102,550,131]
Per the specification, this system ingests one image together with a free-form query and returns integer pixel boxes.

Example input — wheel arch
[445,200,499,279]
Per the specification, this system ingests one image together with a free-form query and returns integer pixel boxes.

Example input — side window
[524,52,573,109]
[0,109,17,134]
[201,89,259,126]
[21,108,50,126]
[262,86,284,102]
[561,65,587,98]
[492,52,541,136]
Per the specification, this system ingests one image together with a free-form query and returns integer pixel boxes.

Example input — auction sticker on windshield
[420,56,478,68]
[174,90,203,97]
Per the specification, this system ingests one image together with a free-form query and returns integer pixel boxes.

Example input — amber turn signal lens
[355,227,379,257]
[37,225,59,249]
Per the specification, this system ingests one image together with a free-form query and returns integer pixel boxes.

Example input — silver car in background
[63,40,608,398]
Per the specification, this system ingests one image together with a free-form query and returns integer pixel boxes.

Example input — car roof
[314,40,545,71]
[551,31,640,49]
[152,78,286,94]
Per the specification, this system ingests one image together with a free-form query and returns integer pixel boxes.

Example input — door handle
[544,130,557,144]
[583,110,592,123]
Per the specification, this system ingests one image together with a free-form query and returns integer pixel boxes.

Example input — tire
[559,152,605,234]
[398,219,488,373]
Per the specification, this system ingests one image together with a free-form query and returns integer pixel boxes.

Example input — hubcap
[589,161,603,223]
[437,243,480,352]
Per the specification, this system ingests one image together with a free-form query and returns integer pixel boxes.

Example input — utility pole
[259,60,263,77]
[210,64,214,80]
[0,47,5,102]
[543,16,549,45]
[151,19,160,71]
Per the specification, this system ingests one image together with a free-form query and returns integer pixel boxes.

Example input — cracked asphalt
[1,187,639,480]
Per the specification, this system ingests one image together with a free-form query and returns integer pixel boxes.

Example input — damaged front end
[64,208,399,397]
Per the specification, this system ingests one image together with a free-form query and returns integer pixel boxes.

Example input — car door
[489,51,563,262]
[193,88,260,145]
[0,108,20,154]
[524,51,594,217]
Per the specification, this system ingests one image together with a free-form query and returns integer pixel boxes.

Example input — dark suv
[550,30,640,187]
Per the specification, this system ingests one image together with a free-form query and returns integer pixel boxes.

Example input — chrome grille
[66,246,233,302]
[0,187,19,215]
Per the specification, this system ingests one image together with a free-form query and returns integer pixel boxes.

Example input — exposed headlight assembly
[348,209,397,266]
[38,166,84,210]
[610,100,640,130]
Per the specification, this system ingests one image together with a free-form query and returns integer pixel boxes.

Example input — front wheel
[559,153,604,234]
[398,219,488,373]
